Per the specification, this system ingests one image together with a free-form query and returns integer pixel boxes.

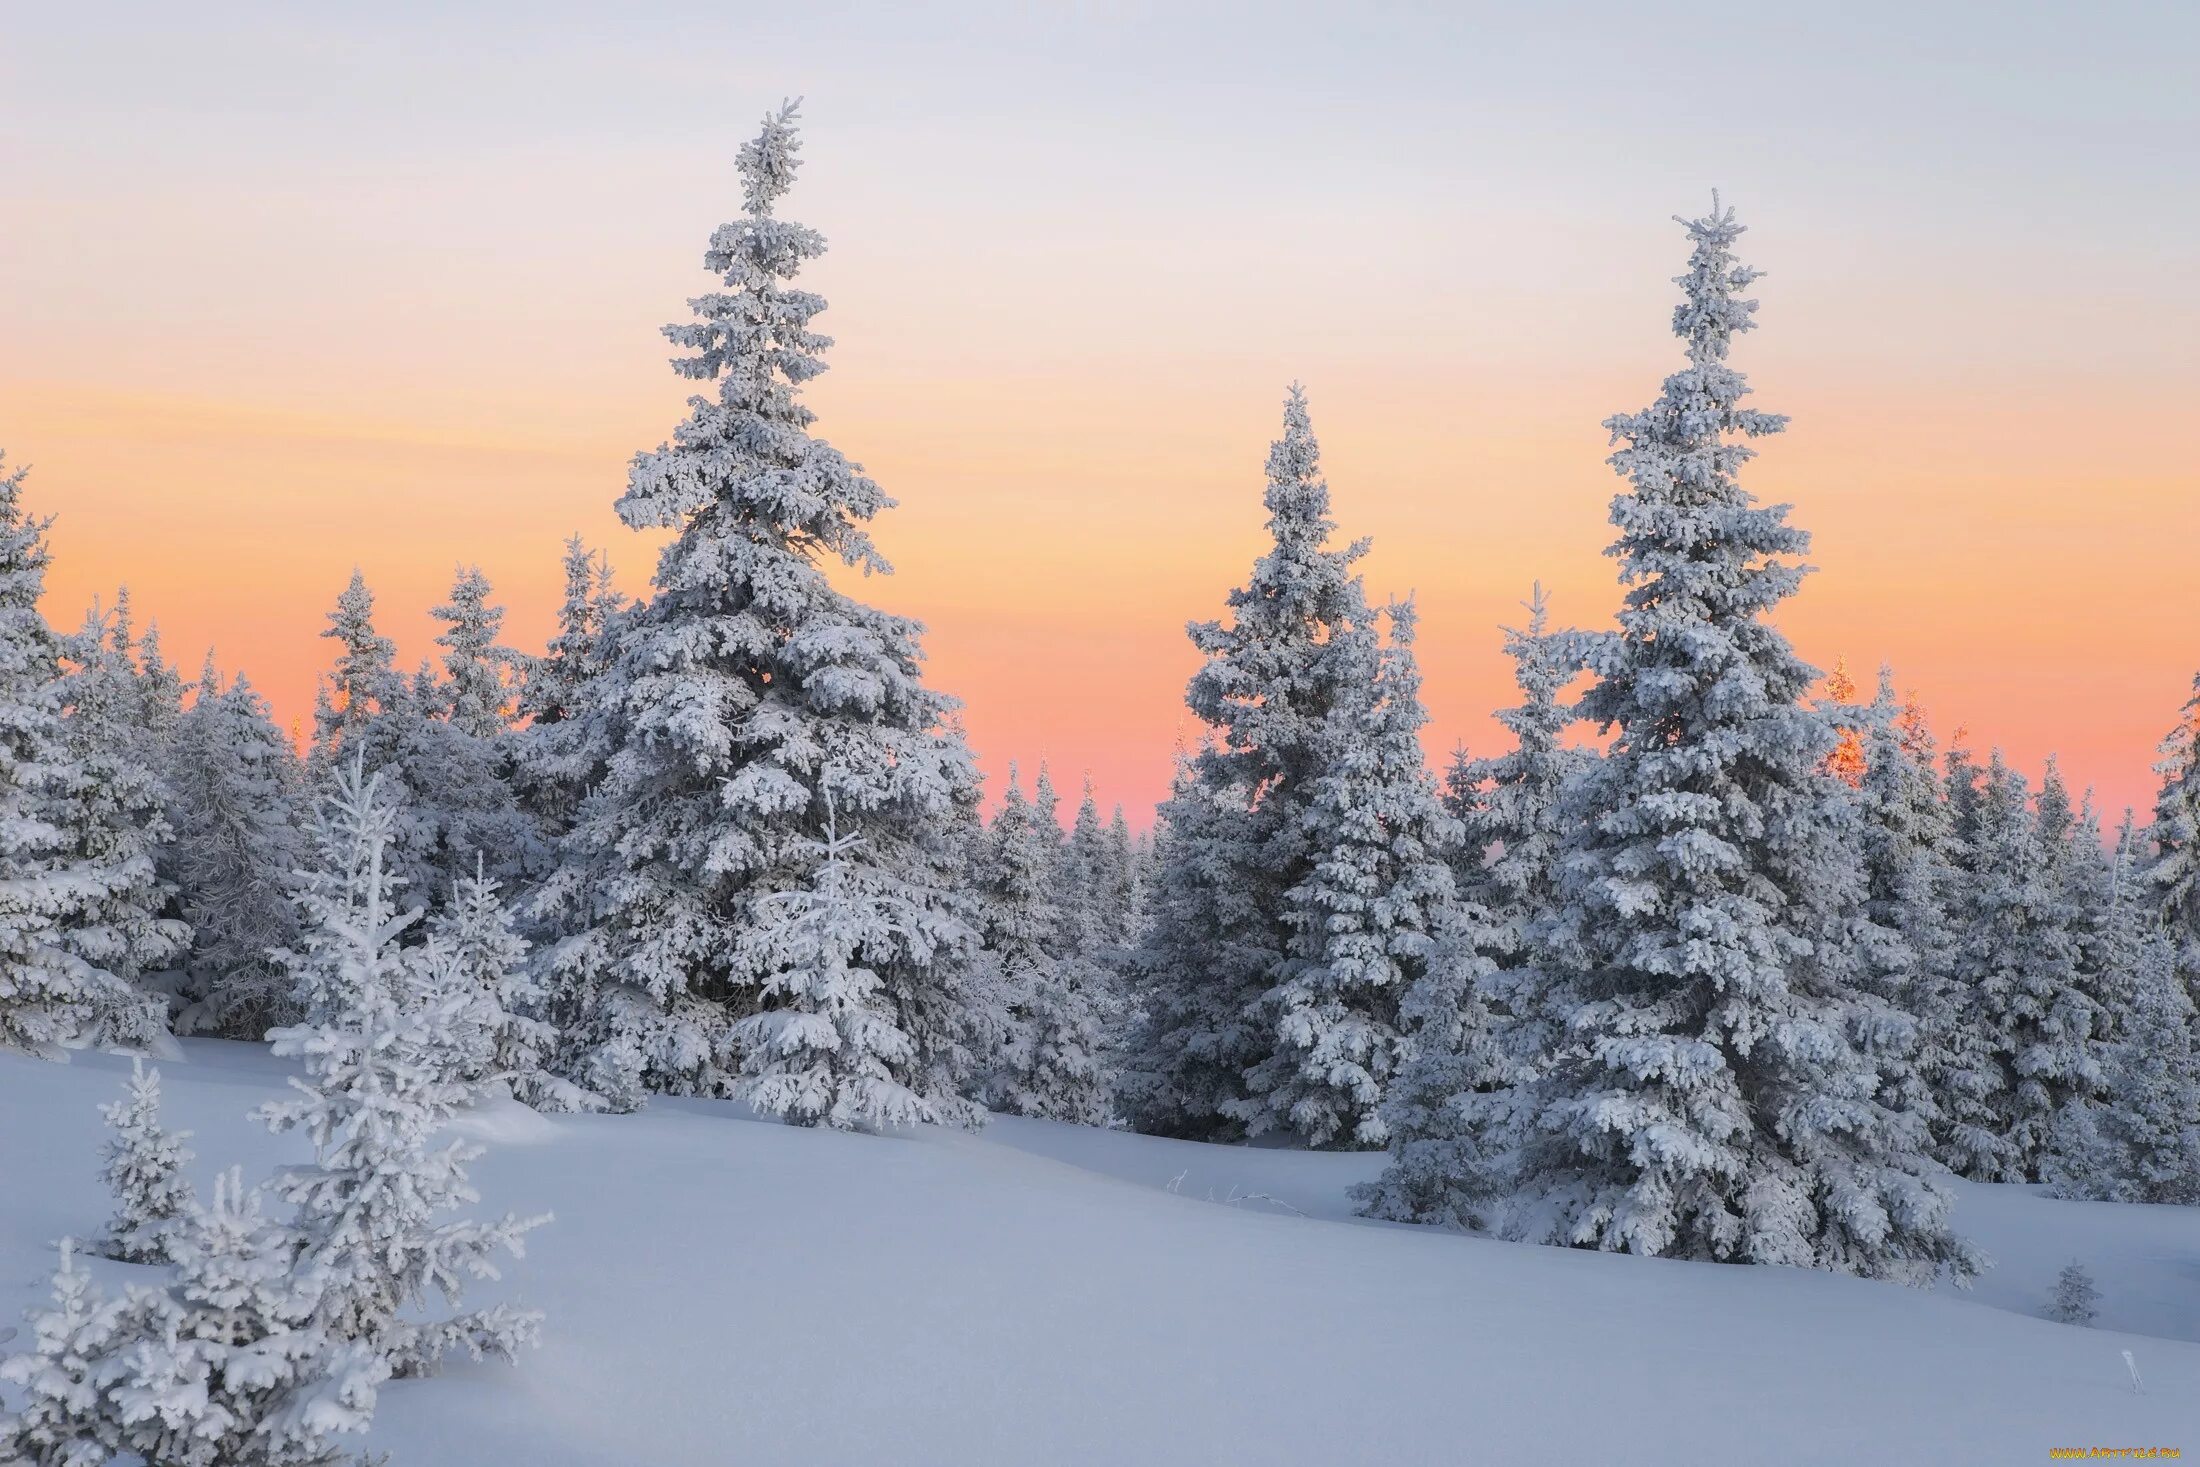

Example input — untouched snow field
[3,1042,2194,1465]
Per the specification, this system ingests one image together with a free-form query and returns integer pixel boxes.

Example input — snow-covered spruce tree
[0,457,152,1056]
[1820,658,1868,789]
[95,1058,197,1264]
[1838,668,1962,1130]
[1105,803,1142,932]
[732,800,967,1130]
[311,570,542,899]
[2146,671,2200,1002]
[1941,754,2104,1180]
[1064,777,1117,952]
[1127,386,1374,1141]
[1236,599,1460,1148]
[2044,1261,2100,1326]
[0,1238,134,1464]
[1935,752,2029,1179]
[426,858,578,1110]
[1357,592,1578,1223]
[1502,200,1971,1281]
[1352,901,1509,1227]
[168,658,308,1038]
[310,568,401,772]
[260,761,546,1377]
[433,565,525,743]
[0,1191,389,1467]
[133,617,191,761]
[531,101,984,1117]
[385,659,543,895]
[55,602,189,1048]
[2104,919,2200,1203]
[2015,758,2107,1173]
[515,535,625,835]
[1449,583,1586,1072]
[977,766,1112,1125]
[2044,819,2200,1205]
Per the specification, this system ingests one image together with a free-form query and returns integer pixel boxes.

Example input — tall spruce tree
[1064,777,1117,951]
[2042,813,2200,1204]
[1238,599,1460,1147]
[977,766,1111,1124]
[260,763,545,1377]
[532,102,983,1117]
[1942,754,2104,1179]
[0,457,159,1055]
[1359,589,1580,1224]
[732,799,969,1130]
[432,564,524,743]
[1847,669,1960,1129]
[2145,672,2200,1003]
[168,659,308,1038]
[311,569,401,770]
[1127,387,1373,1140]
[55,602,188,1047]
[516,536,624,834]
[1453,584,1585,1070]
[1502,201,1970,1281]
[311,571,540,898]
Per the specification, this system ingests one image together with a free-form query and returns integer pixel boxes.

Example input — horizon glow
[8,3,2196,825]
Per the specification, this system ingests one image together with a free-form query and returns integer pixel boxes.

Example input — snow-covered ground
[3,1042,2194,1465]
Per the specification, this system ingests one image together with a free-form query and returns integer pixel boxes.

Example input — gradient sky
[6,1,2196,825]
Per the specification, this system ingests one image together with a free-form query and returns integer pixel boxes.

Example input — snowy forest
[3,101,2197,1463]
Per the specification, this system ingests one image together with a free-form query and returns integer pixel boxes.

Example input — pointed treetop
[739,98,806,216]
[1386,592,1420,645]
[1670,190,1766,367]
[1266,383,1323,512]
[1523,580,1549,634]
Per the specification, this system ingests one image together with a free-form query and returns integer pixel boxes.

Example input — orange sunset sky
[6,3,2197,825]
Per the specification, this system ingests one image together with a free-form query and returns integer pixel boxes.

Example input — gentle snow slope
[3,1043,2194,1465]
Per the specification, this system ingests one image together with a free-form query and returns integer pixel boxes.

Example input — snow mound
[4,1042,2195,1467]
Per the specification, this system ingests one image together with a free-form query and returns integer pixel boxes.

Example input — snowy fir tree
[1104,804,1142,934]
[1357,590,1576,1224]
[309,568,401,771]
[732,798,969,1131]
[0,1196,389,1467]
[1351,899,1508,1229]
[1128,386,1376,1142]
[1446,583,1585,1072]
[1063,776,1119,955]
[530,101,984,1115]
[307,569,542,899]
[2044,1261,2100,1326]
[2100,920,2200,1203]
[515,534,624,834]
[128,608,191,764]
[1841,669,1962,1132]
[94,1058,197,1264]
[391,660,544,895]
[978,765,1112,1126]
[167,658,308,1039]
[0,455,164,1057]
[1238,599,1461,1148]
[425,858,573,1110]
[432,564,524,742]
[2044,819,2200,1205]
[1498,200,1971,1281]
[55,601,189,1048]
[259,762,546,1377]
[1942,754,2104,1179]
[1819,658,1868,788]
[2145,671,2200,1001]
